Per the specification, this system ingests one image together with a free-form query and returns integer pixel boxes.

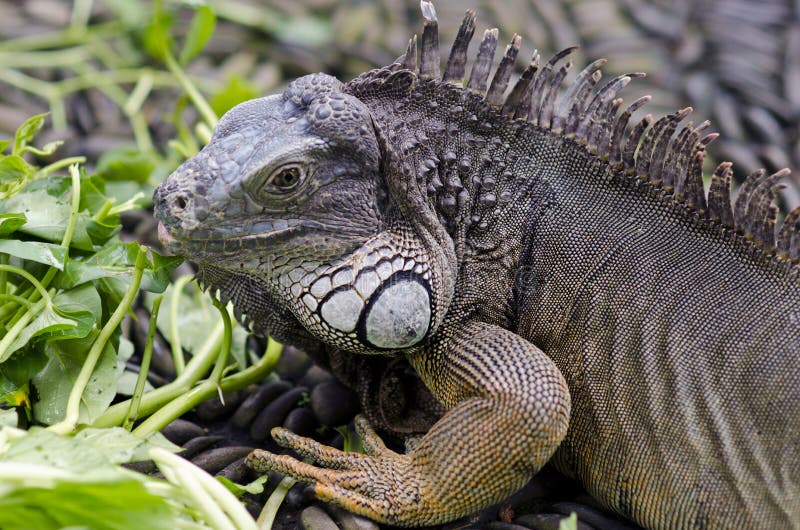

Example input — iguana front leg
[248,321,571,527]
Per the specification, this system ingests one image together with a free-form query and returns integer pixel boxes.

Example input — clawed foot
[247,415,427,526]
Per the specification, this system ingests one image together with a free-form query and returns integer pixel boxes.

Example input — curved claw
[354,415,394,457]
[247,426,424,525]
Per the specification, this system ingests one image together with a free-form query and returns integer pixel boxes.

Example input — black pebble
[285,483,313,509]
[217,456,251,483]
[190,446,254,474]
[178,435,224,459]
[195,389,248,422]
[273,346,312,382]
[310,380,360,427]
[297,364,333,388]
[232,380,293,429]
[249,386,308,442]
[282,407,318,438]
[300,505,339,530]
[161,418,205,445]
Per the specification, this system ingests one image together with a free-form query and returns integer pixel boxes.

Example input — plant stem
[49,246,147,435]
[0,297,47,363]
[208,297,232,385]
[0,253,8,295]
[131,337,281,437]
[0,21,123,53]
[0,294,32,308]
[92,318,225,428]
[167,275,193,375]
[123,295,163,431]
[150,448,257,530]
[0,266,51,304]
[257,475,296,530]
[36,156,86,178]
[0,47,90,68]
[61,165,82,251]
[0,285,32,320]
[70,0,94,31]
[163,51,218,129]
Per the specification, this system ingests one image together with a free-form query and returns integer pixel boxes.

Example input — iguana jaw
[165,225,442,355]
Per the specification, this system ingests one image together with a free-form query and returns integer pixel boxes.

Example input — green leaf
[32,337,117,425]
[0,427,108,469]
[211,75,260,117]
[12,113,47,156]
[0,155,34,198]
[141,250,183,293]
[0,348,47,407]
[0,429,182,530]
[179,4,216,66]
[79,173,110,214]
[95,146,156,184]
[0,155,31,183]
[0,186,94,251]
[0,240,67,269]
[217,474,268,498]
[56,241,136,289]
[0,477,177,530]
[0,408,17,427]
[0,213,26,236]
[143,9,175,62]
[85,217,122,247]
[1,303,93,362]
[53,282,103,322]
[0,139,11,153]
[74,428,181,464]
[558,513,578,530]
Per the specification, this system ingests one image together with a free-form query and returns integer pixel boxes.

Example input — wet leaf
[32,336,117,425]
[0,240,67,269]
[74,427,181,464]
[0,213,26,236]
[12,113,47,156]
[1,302,93,362]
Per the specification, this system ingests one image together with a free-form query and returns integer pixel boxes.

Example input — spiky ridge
[354,1,800,265]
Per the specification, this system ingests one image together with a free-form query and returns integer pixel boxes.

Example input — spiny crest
[388,1,799,263]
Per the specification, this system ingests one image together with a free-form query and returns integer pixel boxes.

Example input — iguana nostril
[175,195,188,210]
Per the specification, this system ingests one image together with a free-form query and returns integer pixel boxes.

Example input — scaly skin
[154,4,800,528]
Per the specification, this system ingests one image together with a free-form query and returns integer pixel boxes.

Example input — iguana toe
[248,431,429,526]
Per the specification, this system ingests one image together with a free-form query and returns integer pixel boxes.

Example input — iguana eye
[270,166,302,189]
[251,164,305,201]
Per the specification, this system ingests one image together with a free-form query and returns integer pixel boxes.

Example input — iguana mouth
[157,221,175,247]
[156,218,306,250]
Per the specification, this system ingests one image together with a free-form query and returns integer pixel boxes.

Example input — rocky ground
[1,1,798,529]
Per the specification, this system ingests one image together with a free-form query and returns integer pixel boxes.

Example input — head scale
[154,72,452,355]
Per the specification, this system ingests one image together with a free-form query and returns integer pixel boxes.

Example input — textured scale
[153,3,800,529]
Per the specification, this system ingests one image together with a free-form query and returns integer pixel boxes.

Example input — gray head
[154,73,452,354]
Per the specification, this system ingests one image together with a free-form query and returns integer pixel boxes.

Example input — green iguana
[153,2,800,528]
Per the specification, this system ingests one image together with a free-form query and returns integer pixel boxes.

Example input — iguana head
[154,73,455,354]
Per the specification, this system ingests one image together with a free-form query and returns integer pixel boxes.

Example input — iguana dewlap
[153,2,800,528]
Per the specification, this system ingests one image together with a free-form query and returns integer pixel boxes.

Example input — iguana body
[154,3,800,528]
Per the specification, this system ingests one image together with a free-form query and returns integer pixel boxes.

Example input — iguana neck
[360,77,547,266]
